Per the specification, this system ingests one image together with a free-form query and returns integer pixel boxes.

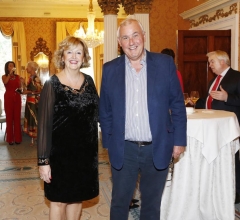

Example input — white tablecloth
[161,109,240,220]
[187,109,240,163]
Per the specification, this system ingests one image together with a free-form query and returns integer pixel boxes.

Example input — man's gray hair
[117,18,145,38]
[206,50,230,66]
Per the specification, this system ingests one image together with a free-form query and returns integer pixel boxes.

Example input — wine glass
[190,91,199,109]
[183,93,189,106]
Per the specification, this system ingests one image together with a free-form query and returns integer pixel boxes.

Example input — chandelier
[74,0,104,48]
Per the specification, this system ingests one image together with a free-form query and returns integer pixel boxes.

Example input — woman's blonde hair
[53,36,91,69]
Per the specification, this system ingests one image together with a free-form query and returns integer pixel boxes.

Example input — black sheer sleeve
[37,79,55,166]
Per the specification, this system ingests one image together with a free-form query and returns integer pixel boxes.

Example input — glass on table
[190,91,199,108]
[183,93,189,106]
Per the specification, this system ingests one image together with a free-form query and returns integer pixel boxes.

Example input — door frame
[190,14,239,70]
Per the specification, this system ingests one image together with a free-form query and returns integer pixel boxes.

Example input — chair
[0,115,6,130]
[0,115,6,141]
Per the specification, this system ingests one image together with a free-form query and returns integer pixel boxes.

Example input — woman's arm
[2,68,15,84]
[2,74,11,84]
[37,79,55,164]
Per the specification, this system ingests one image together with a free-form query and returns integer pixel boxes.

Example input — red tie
[207,75,222,109]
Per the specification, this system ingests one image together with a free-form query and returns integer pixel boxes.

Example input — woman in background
[37,36,99,219]
[2,61,22,145]
[161,48,184,92]
[23,61,42,146]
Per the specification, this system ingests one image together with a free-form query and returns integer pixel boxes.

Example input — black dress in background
[37,74,99,203]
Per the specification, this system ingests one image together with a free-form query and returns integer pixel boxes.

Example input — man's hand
[172,146,185,159]
[210,85,228,102]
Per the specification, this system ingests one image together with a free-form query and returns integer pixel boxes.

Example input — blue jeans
[110,141,169,220]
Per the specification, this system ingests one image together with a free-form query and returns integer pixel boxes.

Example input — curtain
[56,22,81,48]
[0,22,27,79]
[0,22,14,36]
[12,22,27,79]
[93,45,103,95]
[56,22,67,49]
[65,22,80,36]
[93,22,104,95]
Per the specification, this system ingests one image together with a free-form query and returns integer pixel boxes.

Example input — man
[196,50,240,204]
[99,18,187,219]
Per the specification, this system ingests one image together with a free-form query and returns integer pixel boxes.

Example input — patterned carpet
[0,129,140,220]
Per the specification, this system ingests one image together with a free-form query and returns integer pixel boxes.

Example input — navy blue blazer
[99,51,187,170]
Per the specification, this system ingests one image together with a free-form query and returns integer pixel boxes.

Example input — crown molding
[180,0,239,20]
[0,2,126,18]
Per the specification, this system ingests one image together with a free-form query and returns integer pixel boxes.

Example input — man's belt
[128,141,152,146]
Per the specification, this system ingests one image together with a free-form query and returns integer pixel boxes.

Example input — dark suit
[99,51,187,219]
[196,67,240,195]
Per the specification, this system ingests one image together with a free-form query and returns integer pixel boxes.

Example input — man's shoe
[8,142,14,145]
[235,192,240,204]
[129,204,139,209]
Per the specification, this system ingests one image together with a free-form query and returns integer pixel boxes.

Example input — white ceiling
[0,0,126,18]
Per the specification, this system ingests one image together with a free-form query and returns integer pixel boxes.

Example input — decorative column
[98,0,122,63]
[121,0,153,51]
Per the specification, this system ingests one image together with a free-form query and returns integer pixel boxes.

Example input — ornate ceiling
[0,0,126,18]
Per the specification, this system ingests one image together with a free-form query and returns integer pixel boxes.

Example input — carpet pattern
[0,130,140,219]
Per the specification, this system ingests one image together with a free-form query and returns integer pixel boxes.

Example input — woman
[23,61,42,145]
[2,61,22,145]
[37,36,99,219]
[161,48,184,92]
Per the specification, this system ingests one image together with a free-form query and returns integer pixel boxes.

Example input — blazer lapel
[146,51,157,114]
[115,56,126,119]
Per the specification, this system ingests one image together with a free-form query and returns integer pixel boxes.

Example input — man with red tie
[196,50,240,204]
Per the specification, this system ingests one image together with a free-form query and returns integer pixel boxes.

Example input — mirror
[34,52,49,85]
[30,38,52,85]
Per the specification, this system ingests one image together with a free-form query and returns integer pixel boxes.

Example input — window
[0,32,12,112]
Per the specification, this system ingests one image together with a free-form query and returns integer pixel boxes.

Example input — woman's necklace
[63,79,88,95]
[64,70,82,94]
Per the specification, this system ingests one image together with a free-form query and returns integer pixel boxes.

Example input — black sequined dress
[37,74,99,203]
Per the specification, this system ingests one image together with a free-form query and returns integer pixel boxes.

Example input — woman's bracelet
[38,158,50,166]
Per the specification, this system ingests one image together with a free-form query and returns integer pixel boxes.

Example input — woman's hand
[39,165,51,183]
[10,67,16,75]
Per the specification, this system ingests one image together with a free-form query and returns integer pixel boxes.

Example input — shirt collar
[220,66,230,77]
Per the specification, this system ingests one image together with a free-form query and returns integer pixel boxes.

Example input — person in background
[37,36,99,219]
[2,61,22,145]
[196,50,240,204]
[161,48,184,92]
[23,61,42,146]
[99,18,187,220]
